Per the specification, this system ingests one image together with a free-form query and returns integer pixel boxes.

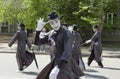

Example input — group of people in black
[8,12,103,79]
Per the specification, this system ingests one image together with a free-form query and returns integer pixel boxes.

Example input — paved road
[0,53,120,79]
[0,53,50,79]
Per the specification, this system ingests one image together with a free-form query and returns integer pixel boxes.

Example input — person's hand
[36,18,46,31]
[68,26,73,33]
[85,39,91,44]
[30,46,33,50]
[49,65,60,79]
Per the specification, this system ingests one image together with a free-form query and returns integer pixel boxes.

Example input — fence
[102,29,120,45]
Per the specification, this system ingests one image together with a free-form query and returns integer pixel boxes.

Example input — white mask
[49,18,61,31]
[17,26,21,30]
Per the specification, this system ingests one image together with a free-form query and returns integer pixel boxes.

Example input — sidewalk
[0,43,120,58]
[0,34,120,58]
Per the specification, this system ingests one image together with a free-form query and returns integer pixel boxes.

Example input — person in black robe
[85,25,103,68]
[8,23,34,71]
[71,24,85,71]
[36,12,84,79]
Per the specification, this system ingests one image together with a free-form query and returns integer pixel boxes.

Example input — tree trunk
[99,15,105,33]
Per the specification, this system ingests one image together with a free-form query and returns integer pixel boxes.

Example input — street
[0,53,120,79]
[0,53,50,79]
[0,0,120,79]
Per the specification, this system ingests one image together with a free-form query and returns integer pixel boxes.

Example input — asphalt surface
[0,53,120,79]
[0,43,120,79]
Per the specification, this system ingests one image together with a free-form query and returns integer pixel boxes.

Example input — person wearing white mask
[36,12,84,79]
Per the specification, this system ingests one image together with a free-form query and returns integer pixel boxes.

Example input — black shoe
[100,64,104,68]
[19,68,23,71]
[87,61,91,66]
[98,65,103,68]
[98,62,104,68]
[100,65,103,68]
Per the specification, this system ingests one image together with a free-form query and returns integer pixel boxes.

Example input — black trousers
[88,50,103,67]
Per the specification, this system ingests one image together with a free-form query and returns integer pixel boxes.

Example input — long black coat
[36,26,84,79]
[72,31,85,70]
[33,31,41,45]
[8,30,33,70]
[89,31,102,61]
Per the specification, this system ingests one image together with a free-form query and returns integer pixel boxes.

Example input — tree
[74,0,119,32]
[49,0,81,24]
[0,0,51,30]
[49,0,119,32]
[18,0,51,29]
[0,0,119,31]
[47,0,119,40]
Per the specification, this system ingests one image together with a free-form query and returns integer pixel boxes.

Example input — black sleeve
[33,31,41,45]
[58,60,67,69]
[58,31,72,69]
[60,31,72,63]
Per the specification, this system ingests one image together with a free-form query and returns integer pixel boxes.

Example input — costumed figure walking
[8,23,34,71]
[85,25,103,68]
[71,24,86,71]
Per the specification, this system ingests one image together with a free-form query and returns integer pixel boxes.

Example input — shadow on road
[21,71,38,76]
[103,67,120,70]
[89,66,120,70]
[85,69,98,73]
[85,73,109,79]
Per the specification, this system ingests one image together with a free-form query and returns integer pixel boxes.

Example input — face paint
[93,28,97,32]
[49,18,61,31]
[17,26,21,30]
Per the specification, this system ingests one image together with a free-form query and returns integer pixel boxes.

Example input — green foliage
[103,0,119,13]
[0,0,119,31]
[0,0,27,29]
[74,0,119,31]
[0,0,51,30]
[49,0,85,31]
[18,0,51,29]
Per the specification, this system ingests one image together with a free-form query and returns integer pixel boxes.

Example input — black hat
[62,23,69,27]
[48,12,62,21]
[93,25,99,29]
[73,24,78,30]
[19,23,25,30]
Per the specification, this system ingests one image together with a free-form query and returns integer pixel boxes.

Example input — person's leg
[40,45,43,53]
[79,58,86,71]
[16,54,23,71]
[88,50,95,66]
[43,44,46,53]
[98,61,104,68]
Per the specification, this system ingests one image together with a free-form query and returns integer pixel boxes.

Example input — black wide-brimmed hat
[73,24,78,30]
[93,25,99,29]
[48,12,62,21]
[19,22,25,29]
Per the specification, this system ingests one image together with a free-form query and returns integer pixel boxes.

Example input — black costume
[88,30,103,68]
[36,26,84,79]
[8,23,34,71]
